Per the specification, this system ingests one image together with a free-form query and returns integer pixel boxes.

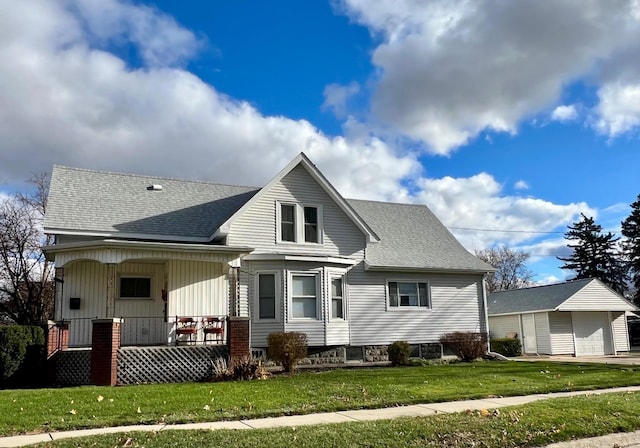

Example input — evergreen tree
[558,213,627,294]
[622,194,640,305]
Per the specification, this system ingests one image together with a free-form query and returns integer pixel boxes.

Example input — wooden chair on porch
[175,317,198,345]
[202,316,225,344]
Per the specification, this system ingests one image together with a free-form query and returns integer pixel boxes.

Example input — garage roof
[488,278,638,316]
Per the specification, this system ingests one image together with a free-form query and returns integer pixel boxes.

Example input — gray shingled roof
[487,278,594,315]
[45,166,259,240]
[46,165,494,272]
[348,199,494,272]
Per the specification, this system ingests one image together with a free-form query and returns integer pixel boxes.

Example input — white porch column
[105,263,116,318]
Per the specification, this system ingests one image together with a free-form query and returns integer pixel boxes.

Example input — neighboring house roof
[348,199,494,273]
[488,278,637,315]
[45,165,259,242]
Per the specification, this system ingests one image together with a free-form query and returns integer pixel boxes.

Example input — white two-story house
[43,153,493,361]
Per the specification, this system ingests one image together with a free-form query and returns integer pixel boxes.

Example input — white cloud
[414,174,594,250]
[535,275,563,286]
[551,105,578,122]
[336,0,640,153]
[322,82,360,119]
[594,82,640,137]
[0,0,418,202]
[514,180,529,190]
[0,0,601,257]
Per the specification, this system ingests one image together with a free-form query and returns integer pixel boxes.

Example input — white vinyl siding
[560,280,635,311]
[348,263,485,345]
[611,311,630,352]
[488,315,520,339]
[548,312,575,355]
[228,164,366,258]
[534,312,552,354]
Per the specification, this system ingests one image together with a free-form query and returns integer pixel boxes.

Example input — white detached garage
[488,278,637,357]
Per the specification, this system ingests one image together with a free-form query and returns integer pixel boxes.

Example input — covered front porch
[44,239,251,347]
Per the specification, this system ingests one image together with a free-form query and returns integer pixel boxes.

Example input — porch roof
[43,239,253,267]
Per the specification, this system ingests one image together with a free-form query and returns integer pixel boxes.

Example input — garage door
[573,312,609,356]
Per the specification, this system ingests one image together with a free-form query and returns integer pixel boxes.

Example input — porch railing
[61,315,228,347]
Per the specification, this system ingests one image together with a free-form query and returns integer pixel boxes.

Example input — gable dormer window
[303,206,318,243]
[281,204,296,242]
[277,202,322,244]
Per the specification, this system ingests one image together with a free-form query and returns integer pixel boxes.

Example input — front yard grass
[1,361,638,436]
[29,391,640,448]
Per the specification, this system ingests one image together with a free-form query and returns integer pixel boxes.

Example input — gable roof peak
[214,152,379,242]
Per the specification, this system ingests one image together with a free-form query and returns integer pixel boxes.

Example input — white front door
[521,314,537,354]
[573,312,608,356]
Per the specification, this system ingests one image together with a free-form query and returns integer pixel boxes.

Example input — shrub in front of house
[387,340,410,366]
[490,338,522,357]
[211,356,269,381]
[439,331,488,362]
[0,325,46,387]
[267,332,308,373]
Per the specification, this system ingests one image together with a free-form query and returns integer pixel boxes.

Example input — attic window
[147,184,163,191]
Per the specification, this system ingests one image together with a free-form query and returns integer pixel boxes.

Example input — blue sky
[1,0,640,283]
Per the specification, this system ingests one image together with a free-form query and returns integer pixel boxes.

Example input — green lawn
[29,392,640,447]
[1,361,638,437]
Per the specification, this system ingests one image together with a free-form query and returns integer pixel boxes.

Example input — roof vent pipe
[147,184,163,191]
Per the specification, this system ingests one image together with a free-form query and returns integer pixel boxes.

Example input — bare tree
[0,174,54,324]
[475,246,534,293]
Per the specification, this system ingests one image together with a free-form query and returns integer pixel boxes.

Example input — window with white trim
[303,206,318,243]
[291,274,318,318]
[331,277,345,319]
[387,281,430,308]
[280,204,296,242]
[277,203,322,244]
[119,276,151,299]
[257,273,277,320]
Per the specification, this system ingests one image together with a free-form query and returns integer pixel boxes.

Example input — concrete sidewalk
[1,385,639,448]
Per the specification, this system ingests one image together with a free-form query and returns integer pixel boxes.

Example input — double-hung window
[120,276,151,299]
[331,277,344,319]
[388,281,430,308]
[303,206,318,243]
[291,274,318,319]
[278,203,322,244]
[257,273,277,320]
[280,204,296,242]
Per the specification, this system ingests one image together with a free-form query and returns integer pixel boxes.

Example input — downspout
[482,274,491,354]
